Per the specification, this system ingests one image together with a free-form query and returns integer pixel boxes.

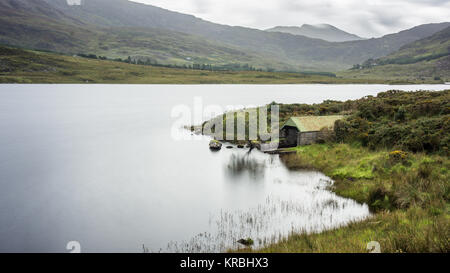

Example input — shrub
[389,150,409,164]
[317,127,335,143]
[418,158,433,178]
[368,187,396,212]
[394,106,407,121]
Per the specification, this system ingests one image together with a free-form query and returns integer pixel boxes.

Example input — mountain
[375,26,450,65]
[342,27,450,82]
[0,0,449,71]
[266,24,364,42]
[0,0,290,70]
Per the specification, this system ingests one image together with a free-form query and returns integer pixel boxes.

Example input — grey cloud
[371,10,405,28]
[191,0,211,14]
[135,0,450,37]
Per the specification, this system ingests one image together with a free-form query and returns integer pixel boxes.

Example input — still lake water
[0,84,448,253]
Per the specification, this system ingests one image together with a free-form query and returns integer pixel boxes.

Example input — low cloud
[133,0,450,37]
[66,0,82,5]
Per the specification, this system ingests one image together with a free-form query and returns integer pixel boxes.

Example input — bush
[418,158,433,178]
[338,90,450,153]
[394,106,406,121]
[368,187,396,212]
[389,150,409,164]
[317,127,335,143]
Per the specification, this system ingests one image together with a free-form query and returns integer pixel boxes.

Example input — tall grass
[244,143,450,253]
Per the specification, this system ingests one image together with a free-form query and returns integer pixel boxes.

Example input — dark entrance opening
[280,126,298,147]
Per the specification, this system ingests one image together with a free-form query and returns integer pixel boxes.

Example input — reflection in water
[225,152,265,179]
[165,148,370,253]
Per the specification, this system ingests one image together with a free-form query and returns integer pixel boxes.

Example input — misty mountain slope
[330,23,450,60]
[377,26,450,64]
[41,0,450,70]
[266,24,364,42]
[0,0,111,52]
[342,27,450,81]
[42,0,340,70]
[0,0,292,69]
[1,0,449,71]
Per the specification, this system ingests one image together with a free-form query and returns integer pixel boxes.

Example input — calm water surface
[0,84,447,252]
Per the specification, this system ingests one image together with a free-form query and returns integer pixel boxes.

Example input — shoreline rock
[209,140,222,150]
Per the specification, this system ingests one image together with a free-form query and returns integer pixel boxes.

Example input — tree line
[76,53,264,72]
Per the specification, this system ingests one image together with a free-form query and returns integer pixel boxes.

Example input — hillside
[1,45,446,84]
[0,0,448,71]
[376,26,450,65]
[342,27,450,82]
[0,0,289,70]
[266,24,364,42]
[0,45,384,84]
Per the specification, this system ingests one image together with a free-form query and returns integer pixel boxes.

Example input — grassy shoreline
[218,90,450,253]
[234,143,449,253]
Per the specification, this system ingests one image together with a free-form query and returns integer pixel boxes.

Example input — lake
[0,84,448,252]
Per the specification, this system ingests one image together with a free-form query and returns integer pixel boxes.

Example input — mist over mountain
[0,0,448,71]
[266,24,364,42]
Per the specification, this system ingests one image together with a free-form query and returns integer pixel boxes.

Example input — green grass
[237,143,449,253]
[242,208,449,253]
[0,45,436,84]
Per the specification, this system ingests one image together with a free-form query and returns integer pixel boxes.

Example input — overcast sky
[132,0,450,38]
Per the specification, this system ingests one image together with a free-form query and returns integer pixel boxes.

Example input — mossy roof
[281,115,343,132]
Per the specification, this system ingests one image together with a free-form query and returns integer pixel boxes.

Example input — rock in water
[237,238,254,246]
[209,140,222,150]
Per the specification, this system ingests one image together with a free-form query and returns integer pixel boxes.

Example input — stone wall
[298,131,319,145]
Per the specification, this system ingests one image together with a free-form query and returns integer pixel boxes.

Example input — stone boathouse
[280,116,343,147]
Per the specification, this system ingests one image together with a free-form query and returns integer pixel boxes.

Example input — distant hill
[341,27,450,82]
[0,0,448,71]
[375,26,450,65]
[266,24,364,42]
